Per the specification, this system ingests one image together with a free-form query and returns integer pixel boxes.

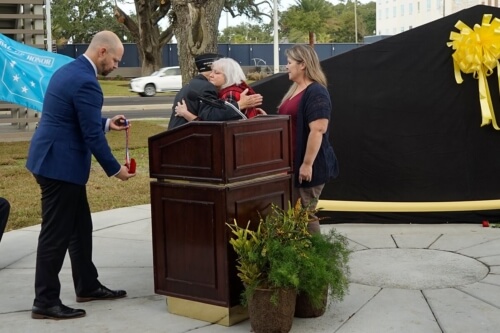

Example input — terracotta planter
[294,288,328,318]
[248,288,297,333]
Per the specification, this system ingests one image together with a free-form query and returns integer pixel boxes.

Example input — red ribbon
[125,121,136,173]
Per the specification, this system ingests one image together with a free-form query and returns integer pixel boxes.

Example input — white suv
[129,66,182,97]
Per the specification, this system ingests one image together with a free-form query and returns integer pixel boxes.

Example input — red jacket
[218,81,259,118]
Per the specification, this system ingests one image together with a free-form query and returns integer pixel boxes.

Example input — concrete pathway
[1,204,500,332]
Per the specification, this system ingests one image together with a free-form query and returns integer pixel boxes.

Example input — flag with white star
[0,33,72,112]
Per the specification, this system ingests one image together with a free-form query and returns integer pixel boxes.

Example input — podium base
[166,296,248,326]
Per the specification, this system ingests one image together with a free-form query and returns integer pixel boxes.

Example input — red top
[278,90,305,156]
[218,81,259,118]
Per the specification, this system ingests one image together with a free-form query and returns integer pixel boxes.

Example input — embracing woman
[174,57,265,121]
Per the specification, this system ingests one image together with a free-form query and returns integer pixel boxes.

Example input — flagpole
[273,0,279,74]
[354,0,358,43]
[45,0,52,51]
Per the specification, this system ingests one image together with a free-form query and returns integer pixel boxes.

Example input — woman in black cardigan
[277,45,339,234]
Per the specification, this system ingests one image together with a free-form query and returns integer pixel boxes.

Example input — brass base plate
[166,296,248,327]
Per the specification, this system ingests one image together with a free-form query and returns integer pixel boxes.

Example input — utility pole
[273,0,279,74]
[354,0,358,43]
[46,0,52,51]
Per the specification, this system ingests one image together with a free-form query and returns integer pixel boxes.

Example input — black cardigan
[295,82,339,187]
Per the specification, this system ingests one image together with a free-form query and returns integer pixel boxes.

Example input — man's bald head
[85,31,124,77]
[88,31,122,53]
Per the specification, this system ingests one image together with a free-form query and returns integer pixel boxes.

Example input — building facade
[0,0,47,49]
[0,0,47,131]
[376,0,500,35]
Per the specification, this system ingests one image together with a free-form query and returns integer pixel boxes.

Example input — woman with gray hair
[209,57,263,118]
[175,57,265,120]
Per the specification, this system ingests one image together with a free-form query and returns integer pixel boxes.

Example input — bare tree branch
[159,25,174,46]
[114,5,140,42]
[151,0,171,25]
[223,0,273,20]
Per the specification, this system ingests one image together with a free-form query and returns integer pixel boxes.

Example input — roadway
[102,95,174,120]
[0,95,174,123]
[0,95,176,141]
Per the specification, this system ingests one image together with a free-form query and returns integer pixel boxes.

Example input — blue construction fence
[56,43,363,68]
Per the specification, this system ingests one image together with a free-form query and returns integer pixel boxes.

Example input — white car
[129,66,182,97]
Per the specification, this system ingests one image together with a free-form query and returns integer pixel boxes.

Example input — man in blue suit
[26,31,135,320]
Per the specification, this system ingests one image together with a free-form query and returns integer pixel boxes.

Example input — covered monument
[253,5,500,223]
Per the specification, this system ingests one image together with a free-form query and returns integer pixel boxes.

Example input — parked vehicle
[129,66,182,97]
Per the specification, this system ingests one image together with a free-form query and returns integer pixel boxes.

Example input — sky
[120,0,372,31]
[118,0,292,31]
[219,0,372,30]
[219,0,292,30]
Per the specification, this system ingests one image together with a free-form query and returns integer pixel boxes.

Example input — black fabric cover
[252,5,500,223]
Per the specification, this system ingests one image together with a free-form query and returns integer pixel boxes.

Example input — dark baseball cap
[194,53,223,72]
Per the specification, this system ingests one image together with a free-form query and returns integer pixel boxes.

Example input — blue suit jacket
[26,56,121,185]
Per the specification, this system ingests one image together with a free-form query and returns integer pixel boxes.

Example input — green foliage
[227,200,311,304]
[333,9,359,42]
[283,8,324,34]
[219,23,274,43]
[220,1,376,45]
[281,0,334,38]
[223,0,274,22]
[331,0,376,42]
[227,200,351,307]
[280,0,376,43]
[51,0,133,44]
[357,1,376,36]
[300,229,351,308]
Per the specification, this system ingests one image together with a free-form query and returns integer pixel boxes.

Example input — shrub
[227,200,351,308]
[246,71,271,81]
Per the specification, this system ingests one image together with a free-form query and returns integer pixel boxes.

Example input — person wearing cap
[167,53,263,130]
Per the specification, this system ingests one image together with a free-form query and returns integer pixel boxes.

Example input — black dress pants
[0,197,10,243]
[33,175,100,307]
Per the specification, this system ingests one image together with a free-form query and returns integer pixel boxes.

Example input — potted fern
[294,227,351,318]
[227,200,351,332]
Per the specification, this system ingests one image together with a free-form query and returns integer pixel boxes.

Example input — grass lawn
[99,79,137,96]
[99,79,178,97]
[2,76,260,231]
[0,121,167,232]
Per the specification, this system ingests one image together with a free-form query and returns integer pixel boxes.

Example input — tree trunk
[172,0,225,85]
[135,0,163,75]
[115,2,173,76]
[309,31,315,47]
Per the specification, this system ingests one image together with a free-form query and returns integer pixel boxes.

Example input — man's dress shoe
[76,285,127,302]
[31,304,86,320]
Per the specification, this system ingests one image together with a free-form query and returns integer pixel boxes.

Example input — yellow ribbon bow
[447,14,500,129]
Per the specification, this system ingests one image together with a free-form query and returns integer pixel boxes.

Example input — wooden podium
[148,116,292,326]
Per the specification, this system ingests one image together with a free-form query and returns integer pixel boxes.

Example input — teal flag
[0,34,73,112]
